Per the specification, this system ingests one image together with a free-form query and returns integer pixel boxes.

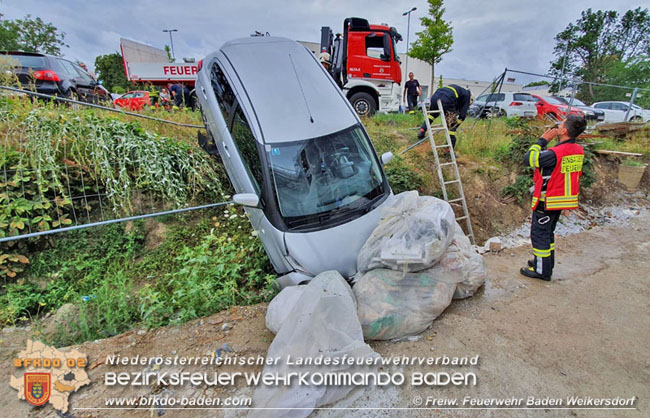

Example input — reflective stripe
[528,144,541,168]
[550,243,555,250]
[444,86,459,98]
[565,172,571,196]
[533,248,551,257]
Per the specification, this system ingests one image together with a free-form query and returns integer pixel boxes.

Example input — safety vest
[531,141,584,211]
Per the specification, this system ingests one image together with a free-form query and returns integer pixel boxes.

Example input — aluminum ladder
[422,99,475,244]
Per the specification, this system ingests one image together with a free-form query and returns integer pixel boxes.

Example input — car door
[593,103,618,123]
[71,63,99,103]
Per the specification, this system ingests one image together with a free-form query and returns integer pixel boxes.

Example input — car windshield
[543,96,564,105]
[267,124,385,228]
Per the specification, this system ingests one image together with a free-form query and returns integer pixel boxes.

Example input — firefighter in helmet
[520,115,587,281]
[417,84,472,149]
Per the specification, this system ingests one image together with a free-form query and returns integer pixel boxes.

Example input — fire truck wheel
[349,92,376,117]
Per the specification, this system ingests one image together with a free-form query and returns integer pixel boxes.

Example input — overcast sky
[1,0,646,83]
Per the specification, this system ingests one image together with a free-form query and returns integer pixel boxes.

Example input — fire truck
[120,38,198,86]
[320,17,403,116]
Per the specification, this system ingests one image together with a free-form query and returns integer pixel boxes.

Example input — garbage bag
[250,271,379,418]
[441,223,488,299]
[357,191,456,273]
[353,268,458,340]
[265,285,306,334]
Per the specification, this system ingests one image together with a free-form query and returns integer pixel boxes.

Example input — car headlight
[585,110,594,115]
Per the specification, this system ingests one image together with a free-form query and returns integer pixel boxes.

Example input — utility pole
[558,40,570,93]
[162,29,178,61]
[402,7,417,88]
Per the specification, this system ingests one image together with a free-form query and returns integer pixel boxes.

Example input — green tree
[94,53,130,92]
[164,45,175,63]
[0,14,67,55]
[549,8,650,100]
[408,0,453,92]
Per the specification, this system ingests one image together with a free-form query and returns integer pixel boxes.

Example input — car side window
[231,106,264,194]
[477,95,488,102]
[210,63,236,125]
[612,103,628,111]
[594,103,609,109]
[72,64,93,84]
[57,59,79,78]
[121,93,135,99]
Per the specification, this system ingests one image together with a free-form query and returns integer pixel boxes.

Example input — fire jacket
[524,137,584,211]
[429,84,471,120]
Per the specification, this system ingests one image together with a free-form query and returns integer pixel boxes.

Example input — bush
[384,156,424,194]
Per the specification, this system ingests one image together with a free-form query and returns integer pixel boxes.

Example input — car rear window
[514,93,534,101]
[543,96,564,105]
[3,54,48,69]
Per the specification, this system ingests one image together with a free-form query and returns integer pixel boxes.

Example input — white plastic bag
[265,285,306,334]
[353,268,458,340]
[357,191,456,273]
[250,271,379,418]
[441,223,488,299]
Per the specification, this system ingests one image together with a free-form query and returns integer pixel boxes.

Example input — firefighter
[520,115,587,281]
[417,84,472,149]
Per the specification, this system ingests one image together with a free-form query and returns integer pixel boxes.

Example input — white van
[195,37,394,286]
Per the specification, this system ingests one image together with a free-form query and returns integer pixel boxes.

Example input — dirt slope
[2,213,649,417]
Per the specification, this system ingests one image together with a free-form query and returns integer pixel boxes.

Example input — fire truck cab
[321,17,403,117]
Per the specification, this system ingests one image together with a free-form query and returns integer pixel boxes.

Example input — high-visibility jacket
[531,142,584,210]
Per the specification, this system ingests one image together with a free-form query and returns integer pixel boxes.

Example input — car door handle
[222,142,231,158]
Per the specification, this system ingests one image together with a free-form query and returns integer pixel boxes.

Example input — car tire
[498,109,507,117]
[349,92,376,117]
[630,116,642,122]
[64,89,82,109]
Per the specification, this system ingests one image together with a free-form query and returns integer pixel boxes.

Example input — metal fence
[0,86,229,244]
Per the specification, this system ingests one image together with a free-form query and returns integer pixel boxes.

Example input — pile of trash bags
[354,191,487,340]
[254,191,487,416]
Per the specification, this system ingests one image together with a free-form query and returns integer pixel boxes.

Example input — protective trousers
[530,204,561,278]
[419,111,460,148]
[407,94,418,112]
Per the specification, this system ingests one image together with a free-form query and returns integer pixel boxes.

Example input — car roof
[217,37,358,144]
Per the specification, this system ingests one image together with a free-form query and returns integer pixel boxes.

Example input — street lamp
[162,29,179,60]
[402,7,417,82]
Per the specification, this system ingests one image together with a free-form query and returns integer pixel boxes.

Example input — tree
[164,45,175,63]
[549,8,650,100]
[524,80,550,88]
[0,14,67,56]
[408,0,453,94]
[94,53,130,92]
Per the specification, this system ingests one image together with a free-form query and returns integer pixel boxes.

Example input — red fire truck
[120,38,198,86]
[320,17,403,116]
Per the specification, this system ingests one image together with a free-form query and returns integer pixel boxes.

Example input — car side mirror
[380,54,390,61]
[233,193,260,207]
[381,152,394,165]
[535,102,542,106]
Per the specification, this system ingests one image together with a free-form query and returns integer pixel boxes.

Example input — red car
[114,91,151,110]
[531,95,584,120]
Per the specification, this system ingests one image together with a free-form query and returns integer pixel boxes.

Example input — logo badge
[24,373,51,406]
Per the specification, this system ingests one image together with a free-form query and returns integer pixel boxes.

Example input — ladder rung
[443,179,460,185]
[435,144,450,149]
[426,110,442,114]
[448,198,464,203]
[456,216,468,221]
[439,162,455,167]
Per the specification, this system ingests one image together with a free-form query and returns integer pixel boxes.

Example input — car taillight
[197,59,203,71]
[32,70,61,82]
[509,101,523,106]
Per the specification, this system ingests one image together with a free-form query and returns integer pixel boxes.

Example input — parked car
[553,96,605,122]
[114,91,151,110]
[469,92,537,118]
[195,36,395,287]
[592,101,650,123]
[531,95,584,120]
[0,51,105,103]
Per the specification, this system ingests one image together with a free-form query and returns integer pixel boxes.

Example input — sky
[1,0,647,83]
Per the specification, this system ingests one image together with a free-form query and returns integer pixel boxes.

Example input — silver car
[195,37,394,286]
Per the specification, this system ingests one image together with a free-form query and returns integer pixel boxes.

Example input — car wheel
[64,89,82,109]
[498,109,507,117]
[630,116,642,122]
[349,92,376,117]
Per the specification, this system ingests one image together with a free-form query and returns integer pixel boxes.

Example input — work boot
[520,266,551,281]
[527,259,534,268]
[417,128,426,140]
